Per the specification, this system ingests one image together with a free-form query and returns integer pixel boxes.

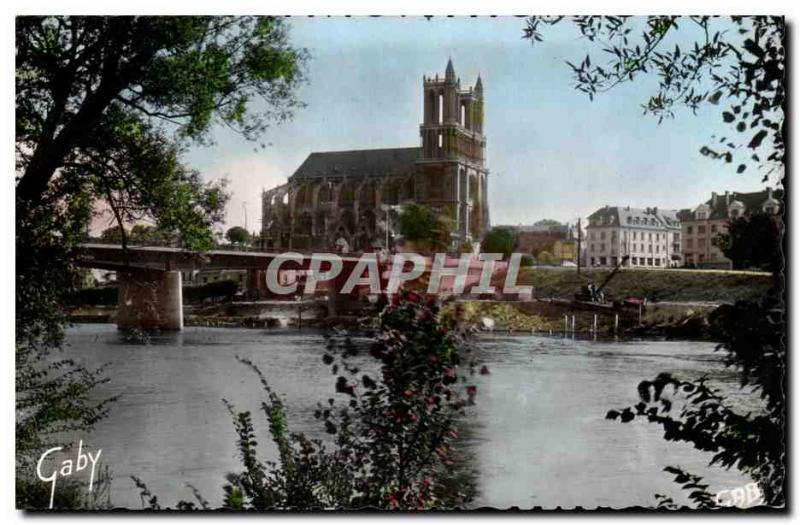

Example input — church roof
[290,147,421,180]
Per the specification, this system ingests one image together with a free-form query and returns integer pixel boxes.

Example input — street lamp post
[577,218,582,276]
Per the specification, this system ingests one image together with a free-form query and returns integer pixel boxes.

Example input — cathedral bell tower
[417,59,489,246]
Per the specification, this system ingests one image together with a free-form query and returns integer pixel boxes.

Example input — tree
[481,227,515,258]
[534,219,562,227]
[536,249,555,266]
[100,224,126,242]
[15,17,308,506]
[128,223,173,245]
[524,16,784,184]
[527,16,785,507]
[714,212,782,272]
[226,226,251,246]
[399,204,450,252]
[16,13,306,355]
[17,16,306,222]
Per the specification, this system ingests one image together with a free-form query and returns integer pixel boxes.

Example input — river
[54,324,757,510]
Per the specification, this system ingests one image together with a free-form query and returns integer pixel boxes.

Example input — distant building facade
[552,239,579,266]
[585,206,682,268]
[260,59,490,252]
[496,222,571,256]
[682,187,782,269]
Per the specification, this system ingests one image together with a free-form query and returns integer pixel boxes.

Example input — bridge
[74,244,368,331]
[74,243,519,331]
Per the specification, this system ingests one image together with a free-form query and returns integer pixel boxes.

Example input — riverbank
[69,298,721,340]
[443,299,720,339]
[517,267,773,303]
[68,301,346,330]
[68,265,771,338]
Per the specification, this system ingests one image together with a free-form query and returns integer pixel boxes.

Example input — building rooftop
[701,188,784,220]
[290,147,421,180]
[587,206,681,229]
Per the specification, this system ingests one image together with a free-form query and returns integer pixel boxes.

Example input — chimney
[653,206,658,215]
[767,186,773,199]
[725,191,730,205]
[711,192,718,207]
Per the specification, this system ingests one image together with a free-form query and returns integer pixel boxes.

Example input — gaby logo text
[37,440,102,509]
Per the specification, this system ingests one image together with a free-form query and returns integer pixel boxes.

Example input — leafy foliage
[17,16,306,215]
[527,15,785,509]
[399,203,452,253]
[607,290,785,507]
[653,467,718,510]
[15,188,119,498]
[223,293,480,510]
[15,16,307,506]
[523,16,784,183]
[714,212,782,272]
[18,465,113,510]
[226,226,251,246]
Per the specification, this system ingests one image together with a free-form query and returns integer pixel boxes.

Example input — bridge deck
[75,243,367,271]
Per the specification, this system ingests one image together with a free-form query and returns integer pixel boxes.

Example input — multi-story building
[682,187,782,269]
[552,239,579,266]
[496,222,571,255]
[585,206,682,268]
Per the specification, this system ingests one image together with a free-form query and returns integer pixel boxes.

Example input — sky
[183,16,771,232]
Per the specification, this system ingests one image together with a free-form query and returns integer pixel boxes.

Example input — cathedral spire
[445,58,455,81]
[475,74,483,95]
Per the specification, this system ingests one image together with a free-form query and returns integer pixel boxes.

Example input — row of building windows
[685,238,712,249]
[591,256,665,267]
[589,230,678,242]
[589,243,669,254]
[686,224,720,235]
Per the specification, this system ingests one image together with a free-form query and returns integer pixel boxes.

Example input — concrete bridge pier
[117,269,183,331]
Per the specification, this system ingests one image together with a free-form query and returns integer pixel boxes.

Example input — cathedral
[260,59,490,252]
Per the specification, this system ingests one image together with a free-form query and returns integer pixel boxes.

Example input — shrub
[481,227,515,258]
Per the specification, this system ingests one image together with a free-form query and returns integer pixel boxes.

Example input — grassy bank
[517,267,772,303]
[444,301,562,332]
[446,300,722,339]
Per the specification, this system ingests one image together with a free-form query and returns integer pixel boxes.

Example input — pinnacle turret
[445,58,455,81]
